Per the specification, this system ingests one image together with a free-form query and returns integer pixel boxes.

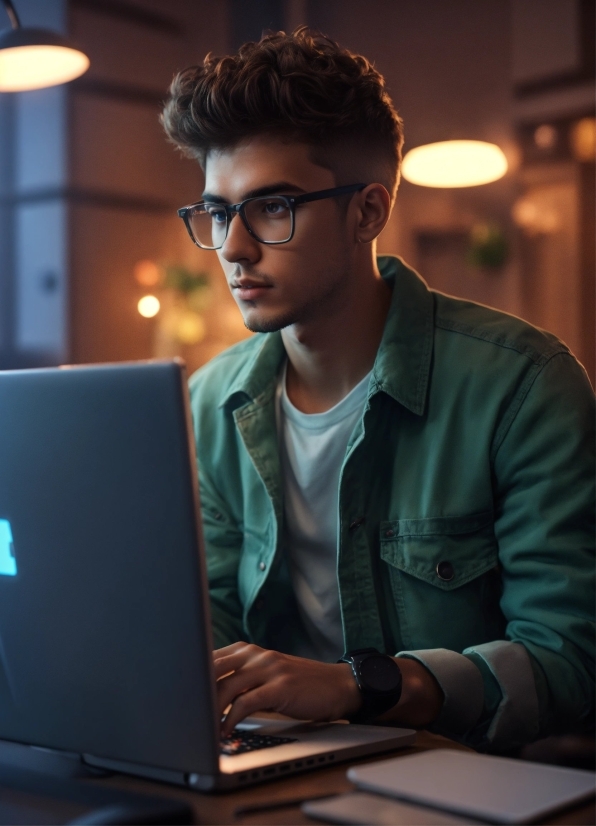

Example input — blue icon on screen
[0,520,17,576]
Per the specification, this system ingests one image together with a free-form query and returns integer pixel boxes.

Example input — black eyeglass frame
[177,183,367,250]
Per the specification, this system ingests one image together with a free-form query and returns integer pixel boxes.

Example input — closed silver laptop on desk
[0,360,414,790]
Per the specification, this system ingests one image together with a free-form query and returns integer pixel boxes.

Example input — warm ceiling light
[0,1,89,92]
[402,140,508,188]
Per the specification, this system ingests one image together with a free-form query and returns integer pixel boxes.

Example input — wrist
[339,649,403,723]
[337,662,363,719]
[381,657,443,727]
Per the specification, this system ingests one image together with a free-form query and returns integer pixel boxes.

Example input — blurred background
[0,0,594,384]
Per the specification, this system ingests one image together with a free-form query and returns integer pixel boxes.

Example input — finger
[216,668,264,716]
[213,646,262,680]
[213,651,249,680]
[214,643,278,680]
[213,641,248,659]
[222,683,280,735]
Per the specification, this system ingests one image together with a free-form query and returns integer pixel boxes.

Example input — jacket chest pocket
[380,513,505,652]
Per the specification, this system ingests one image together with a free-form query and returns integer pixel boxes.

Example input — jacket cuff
[463,640,540,747]
[397,648,484,733]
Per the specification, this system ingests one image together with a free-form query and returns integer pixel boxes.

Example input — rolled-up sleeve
[397,648,485,733]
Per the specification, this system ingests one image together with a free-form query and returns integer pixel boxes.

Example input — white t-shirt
[275,363,371,662]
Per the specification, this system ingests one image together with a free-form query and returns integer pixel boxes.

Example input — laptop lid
[0,361,220,781]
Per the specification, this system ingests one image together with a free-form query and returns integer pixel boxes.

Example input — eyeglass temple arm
[295,183,366,205]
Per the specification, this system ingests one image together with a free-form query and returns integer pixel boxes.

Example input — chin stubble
[242,271,348,334]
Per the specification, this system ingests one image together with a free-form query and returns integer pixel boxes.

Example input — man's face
[203,137,357,333]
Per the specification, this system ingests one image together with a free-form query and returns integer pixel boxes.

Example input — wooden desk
[98,730,596,825]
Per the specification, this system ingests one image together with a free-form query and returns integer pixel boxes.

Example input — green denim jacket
[189,256,595,751]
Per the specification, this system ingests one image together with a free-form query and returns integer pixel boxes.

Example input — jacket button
[258,561,266,571]
[349,516,365,531]
[385,529,395,538]
[436,560,454,581]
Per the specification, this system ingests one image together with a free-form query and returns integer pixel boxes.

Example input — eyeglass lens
[188,196,293,249]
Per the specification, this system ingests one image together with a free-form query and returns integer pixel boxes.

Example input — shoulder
[188,335,263,410]
[432,290,569,367]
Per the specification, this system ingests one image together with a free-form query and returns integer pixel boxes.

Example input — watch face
[360,655,401,692]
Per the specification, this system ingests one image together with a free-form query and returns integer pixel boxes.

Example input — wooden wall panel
[70,94,200,204]
[71,4,191,91]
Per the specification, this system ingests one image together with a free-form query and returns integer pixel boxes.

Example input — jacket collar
[372,255,434,416]
[220,255,434,417]
[220,331,285,409]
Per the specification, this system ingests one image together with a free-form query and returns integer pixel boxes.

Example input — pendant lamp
[0,0,89,92]
[402,140,508,188]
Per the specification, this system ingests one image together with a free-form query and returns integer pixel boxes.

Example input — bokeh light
[570,117,596,162]
[534,124,558,150]
[134,259,161,287]
[137,295,160,318]
[176,312,206,345]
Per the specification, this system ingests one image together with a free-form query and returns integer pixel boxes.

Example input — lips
[231,279,272,302]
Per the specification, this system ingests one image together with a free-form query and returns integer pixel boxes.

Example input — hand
[213,642,362,735]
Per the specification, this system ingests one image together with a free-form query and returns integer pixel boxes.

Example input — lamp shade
[402,140,508,188]
[0,26,89,91]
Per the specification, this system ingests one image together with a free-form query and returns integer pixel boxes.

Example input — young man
[162,29,594,751]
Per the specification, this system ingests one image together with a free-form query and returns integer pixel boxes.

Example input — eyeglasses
[177,183,367,250]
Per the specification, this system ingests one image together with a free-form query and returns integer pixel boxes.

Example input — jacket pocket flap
[380,512,498,590]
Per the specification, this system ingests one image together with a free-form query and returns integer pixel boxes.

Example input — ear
[354,184,391,243]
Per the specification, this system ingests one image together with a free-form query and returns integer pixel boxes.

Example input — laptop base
[84,718,417,792]
[0,738,111,780]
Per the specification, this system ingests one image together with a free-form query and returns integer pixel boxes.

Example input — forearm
[375,657,444,728]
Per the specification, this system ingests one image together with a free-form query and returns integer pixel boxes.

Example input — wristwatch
[339,648,403,724]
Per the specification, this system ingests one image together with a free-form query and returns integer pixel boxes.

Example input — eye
[262,199,289,216]
[205,205,227,224]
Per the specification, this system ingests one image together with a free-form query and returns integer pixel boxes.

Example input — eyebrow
[201,181,306,203]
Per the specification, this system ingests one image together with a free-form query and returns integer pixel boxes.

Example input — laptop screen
[0,361,219,778]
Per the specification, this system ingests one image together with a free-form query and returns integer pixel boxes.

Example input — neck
[281,248,392,413]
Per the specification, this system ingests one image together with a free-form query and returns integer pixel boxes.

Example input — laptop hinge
[82,752,217,790]
[0,738,108,779]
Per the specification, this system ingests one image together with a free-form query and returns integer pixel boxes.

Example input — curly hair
[161,27,404,199]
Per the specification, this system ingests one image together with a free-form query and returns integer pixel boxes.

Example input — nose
[219,211,261,265]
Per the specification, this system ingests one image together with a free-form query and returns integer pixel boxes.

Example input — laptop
[347,750,596,823]
[0,360,415,791]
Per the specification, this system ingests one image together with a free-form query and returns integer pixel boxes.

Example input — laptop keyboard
[220,729,298,756]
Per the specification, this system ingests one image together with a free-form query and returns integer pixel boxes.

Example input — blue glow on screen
[0,520,17,576]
